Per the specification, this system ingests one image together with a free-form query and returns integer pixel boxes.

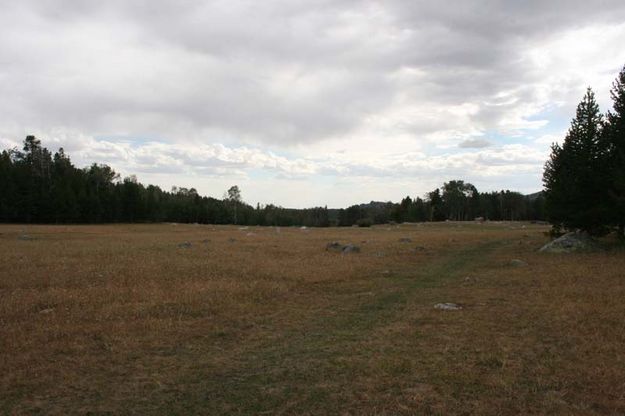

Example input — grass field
[1,222,624,415]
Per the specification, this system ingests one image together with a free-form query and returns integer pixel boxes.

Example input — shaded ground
[1,223,624,415]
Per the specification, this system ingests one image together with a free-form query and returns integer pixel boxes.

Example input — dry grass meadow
[1,222,624,415]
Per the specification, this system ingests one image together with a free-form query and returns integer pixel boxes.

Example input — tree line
[543,65,625,237]
[0,139,330,226]
[0,135,545,226]
[335,182,544,226]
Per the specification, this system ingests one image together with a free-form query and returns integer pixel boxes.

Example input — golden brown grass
[1,222,624,415]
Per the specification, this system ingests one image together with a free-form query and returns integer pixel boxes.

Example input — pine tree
[604,65,625,237]
[543,88,608,234]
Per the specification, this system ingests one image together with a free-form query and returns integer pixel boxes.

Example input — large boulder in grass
[539,231,597,253]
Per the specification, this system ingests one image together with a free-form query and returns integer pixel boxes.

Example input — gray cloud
[458,139,492,149]
[2,0,624,147]
[1,1,625,206]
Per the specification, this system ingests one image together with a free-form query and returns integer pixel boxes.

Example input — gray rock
[326,242,361,254]
[539,231,597,253]
[414,245,427,252]
[326,241,343,252]
[510,259,528,267]
[399,237,412,243]
[18,234,34,241]
[177,242,192,248]
[342,244,361,254]
[434,303,462,311]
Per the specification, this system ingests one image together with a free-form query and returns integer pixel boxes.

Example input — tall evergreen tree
[543,88,608,234]
[604,65,625,237]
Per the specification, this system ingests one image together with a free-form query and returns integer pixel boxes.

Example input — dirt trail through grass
[159,239,505,415]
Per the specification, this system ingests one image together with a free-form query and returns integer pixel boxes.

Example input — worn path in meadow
[153,239,506,415]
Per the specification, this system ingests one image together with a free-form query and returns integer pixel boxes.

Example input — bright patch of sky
[1,1,625,207]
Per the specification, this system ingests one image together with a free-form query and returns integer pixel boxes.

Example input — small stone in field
[18,234,34,241]
[342,244,360,254]
[414,245,427,252]
[178,242,192,248]
[39,308,55,314]
[510,259,527,267]
[434,303,462,311]
[399,237,412,243]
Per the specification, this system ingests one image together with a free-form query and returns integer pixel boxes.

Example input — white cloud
[1,1,625,206]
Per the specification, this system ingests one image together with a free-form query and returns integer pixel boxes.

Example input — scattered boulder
[18,234,35,241]
[510,259,528,267]
[177,242,192,248]
[342,244,360,254]
[414,245,427,252]
[539,231,597,253]
[399,237,412,243]
[326,241,343,252]
[325,241,360,254]
[38,308,55,314]
[434,303,462,311]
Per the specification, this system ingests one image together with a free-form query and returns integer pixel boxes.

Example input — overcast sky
[2,1,625,207]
